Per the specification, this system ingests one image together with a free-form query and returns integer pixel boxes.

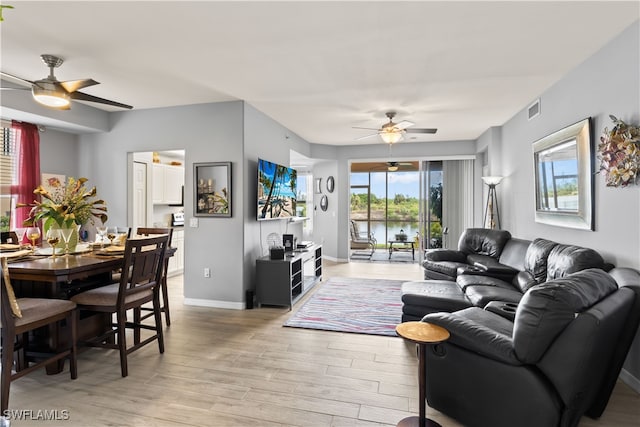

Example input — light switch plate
[190,218,198,227]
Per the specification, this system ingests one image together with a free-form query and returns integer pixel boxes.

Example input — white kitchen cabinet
[168,228,184,276]
[152,164,184,204]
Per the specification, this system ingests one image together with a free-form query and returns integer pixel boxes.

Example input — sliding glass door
[350,159,472,261]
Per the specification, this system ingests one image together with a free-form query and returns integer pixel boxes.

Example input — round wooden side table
[395,321,450,427]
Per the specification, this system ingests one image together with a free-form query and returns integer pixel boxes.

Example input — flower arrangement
[19,176,108,227]
[598,115,640,187]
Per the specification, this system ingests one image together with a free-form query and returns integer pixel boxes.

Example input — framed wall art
[194,162,232,217]
[532,118,593,230]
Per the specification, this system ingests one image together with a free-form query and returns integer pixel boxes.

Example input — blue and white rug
[284,277,404,336]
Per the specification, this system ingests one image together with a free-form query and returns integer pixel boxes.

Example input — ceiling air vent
[528,99,541,120]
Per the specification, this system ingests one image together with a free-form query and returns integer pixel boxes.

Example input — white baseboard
[183,298,245,310]
[620,368,640,394]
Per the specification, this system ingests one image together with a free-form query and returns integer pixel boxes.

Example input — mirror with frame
[320,195,328,211]
[532,118,593,230]
[326,176,335,193]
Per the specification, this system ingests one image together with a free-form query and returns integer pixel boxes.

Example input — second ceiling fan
[354,111,437,144]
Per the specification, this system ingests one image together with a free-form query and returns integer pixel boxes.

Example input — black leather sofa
[421,267,640,427]
[402,228,610,321]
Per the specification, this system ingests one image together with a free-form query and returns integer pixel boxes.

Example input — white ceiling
[1,1,638,145]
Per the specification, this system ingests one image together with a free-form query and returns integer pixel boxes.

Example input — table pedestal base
[396,416,442,427]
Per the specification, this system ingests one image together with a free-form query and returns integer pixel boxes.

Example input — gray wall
[487,20,640,390]
[39,128,80,178]
[496,21,639,269]
[242,103,311,296]
[78,101,248,308]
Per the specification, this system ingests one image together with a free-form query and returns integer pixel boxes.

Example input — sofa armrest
[425,249,466,263]
[424,308,521,366]
[473,262,520,281]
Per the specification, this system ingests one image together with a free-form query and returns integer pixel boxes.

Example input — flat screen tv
[257,158,297,220]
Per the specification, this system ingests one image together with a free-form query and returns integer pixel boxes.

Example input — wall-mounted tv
[258,158,297,220]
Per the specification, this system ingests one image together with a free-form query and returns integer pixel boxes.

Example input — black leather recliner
[421,267,640,427]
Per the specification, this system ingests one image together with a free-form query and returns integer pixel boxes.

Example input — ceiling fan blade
[405,128,438,134]
[395,120,414,130]
[70,91,133,109]
[60,78,99,93]
[1,71,35,86]
[355,133,379,141]
[352,126,381,131]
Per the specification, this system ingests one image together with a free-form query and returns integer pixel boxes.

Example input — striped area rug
[284,277,404,336]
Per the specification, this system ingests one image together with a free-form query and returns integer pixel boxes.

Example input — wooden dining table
[7,244,176,373]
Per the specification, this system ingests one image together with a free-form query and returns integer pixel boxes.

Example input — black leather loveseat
[421,267,640,427]
[402,228,610,321]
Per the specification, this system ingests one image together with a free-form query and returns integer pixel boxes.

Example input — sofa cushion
[402,280,473,312]
[456,274,515,292]
[546,244,605,281]
[525,238,558,284]
[513,271,537,294]
[457,228,511,258]
[513,269,618,364]
[422,260,469,279]
[497,238,531,271]
[465,284,523,308]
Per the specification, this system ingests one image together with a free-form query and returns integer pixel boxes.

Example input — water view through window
[350,161,443,251]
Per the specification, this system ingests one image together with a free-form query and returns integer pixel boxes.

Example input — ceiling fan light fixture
[388,165,399,171]
[32,85,70,108]
[380,129,404,144]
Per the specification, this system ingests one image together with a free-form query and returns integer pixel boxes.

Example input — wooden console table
[396,321,450,427]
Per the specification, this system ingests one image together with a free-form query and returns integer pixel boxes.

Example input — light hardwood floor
[9,260,640,426]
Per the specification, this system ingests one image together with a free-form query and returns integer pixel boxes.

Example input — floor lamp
[482,176,503,229]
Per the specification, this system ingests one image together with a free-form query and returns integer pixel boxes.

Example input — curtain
[11,121,40,228]
[442,159,474,249]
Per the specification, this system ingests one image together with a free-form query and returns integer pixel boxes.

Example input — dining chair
[0,258,77,413]
[70,234,169,377]
[0,232,19,244]
[135,227,173,326]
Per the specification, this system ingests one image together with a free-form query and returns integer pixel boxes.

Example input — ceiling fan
[385,161,415,171]
[354,111,437,144]
[0,54,132,110]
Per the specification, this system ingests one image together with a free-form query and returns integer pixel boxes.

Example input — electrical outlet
[204,268,211,278]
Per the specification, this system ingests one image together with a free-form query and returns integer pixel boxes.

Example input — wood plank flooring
[8,260,640,426]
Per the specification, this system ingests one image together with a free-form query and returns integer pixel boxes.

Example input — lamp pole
[481,176,503,229]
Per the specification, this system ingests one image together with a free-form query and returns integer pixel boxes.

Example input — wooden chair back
[119,235,169,305]
[1,231,19,244]
[136,227,173,245]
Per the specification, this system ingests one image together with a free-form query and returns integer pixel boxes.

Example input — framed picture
[41,173,65,194]
[194,162,232,217]
[532,118,593,230]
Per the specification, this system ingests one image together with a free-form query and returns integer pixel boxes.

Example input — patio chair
[350,220,376,258]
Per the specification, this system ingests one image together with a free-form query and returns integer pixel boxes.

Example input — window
[0,123,17,231]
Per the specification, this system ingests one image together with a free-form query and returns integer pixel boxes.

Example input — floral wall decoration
[597,115,640,187]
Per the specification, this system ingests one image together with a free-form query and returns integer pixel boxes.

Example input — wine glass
[107,227,117,246]
[59,227,74,257]
[96,225,108,248]
[14,227,27,247]
[46,228,61,260]
[26,226,41,249]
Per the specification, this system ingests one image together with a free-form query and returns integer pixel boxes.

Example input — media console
[256,244,322,310]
